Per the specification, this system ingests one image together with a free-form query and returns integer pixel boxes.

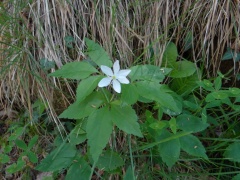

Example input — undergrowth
[1,0,240,179]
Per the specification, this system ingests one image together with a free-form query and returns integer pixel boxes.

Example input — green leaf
[169,60,196,78]
[59,92,105,119]
[6,159,25,173]
[136,81,181,113]
[49,61,98,80]
[170,71,199,96]
[222,47,240,61]
[86,106,113,162]
[214,76,222,90]
[76,75,103,103]
[184,31,193,51]
[111,104,143,137]
[85,38,112,67]
[95,150,124,171]
[232,174,240,180]
[28,135,38,150]
[162,42,178,67]
[124,166,135,180]
[8,127,24,141]
[155,130,180,168]
[64,35,75,48]
[198,79,215,91]
[149,121,167,130]
[65,156,91,180]
[69,124,87,145]
[28,151,38,163]
[223,142,240,162]
[121,84,139,105]
[176,114,209,133]
[179,134,208,159]
[206,91,228,102]
[15,139,28,151]
[0,154,10,164]
[40,58,55,71]
[169,118,177,134]
[36,143,77,171]
[129,65,165,82]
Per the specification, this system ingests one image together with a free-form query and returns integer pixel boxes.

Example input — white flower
[98,60,131,93]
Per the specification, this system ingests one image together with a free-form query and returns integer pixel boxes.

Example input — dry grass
[0,0,240,121]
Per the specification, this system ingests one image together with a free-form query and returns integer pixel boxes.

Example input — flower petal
[116,69,131,77]
[117,76,130,84]
[112,79,121,93]
[98,77,112,87]
[113,60,120,74]
[101,65,113,76]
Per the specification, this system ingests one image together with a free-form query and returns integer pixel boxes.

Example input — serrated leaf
[136,81,181,113]
[176,114,209,133]
[121,84,139,105]
[76,75,103,103]
[111,104,143,137]
[35,143,77,171]
[95,150,124,171]
[15,139,28,150]
[162,42,178,67]
[65,156,91,180]
[180,134,208,159]
[85,38,112,67]
[59,92,105,119]
[86,106,113,162]
[129,65,165,82]
[28,135,38,150]
[69,124,87,145]
[49,61,98,80]
[170,71,199,96]
[223,142,240,162]
[169,60,196,78]
[155,130,180,168]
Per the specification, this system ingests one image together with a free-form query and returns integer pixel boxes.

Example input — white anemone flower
[98,60,131,93]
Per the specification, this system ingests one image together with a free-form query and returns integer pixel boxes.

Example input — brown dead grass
[0,0,240,122]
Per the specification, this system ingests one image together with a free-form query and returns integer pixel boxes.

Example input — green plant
[35,39,211,179]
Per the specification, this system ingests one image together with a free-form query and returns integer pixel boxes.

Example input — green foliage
[65,156,91,180]
[179,134,208,159]
[222,47,240,61]
[49,61,98,80]
[85,38,113,67]
[110,104,142,137]
[223,142,240,163]
[86,106,113,162]
[176,114,209,133]
[129,65,165,82]
[162,42,178,67]
[37,39,240,178]
[93,150,124,171]
[36,143,77,171]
